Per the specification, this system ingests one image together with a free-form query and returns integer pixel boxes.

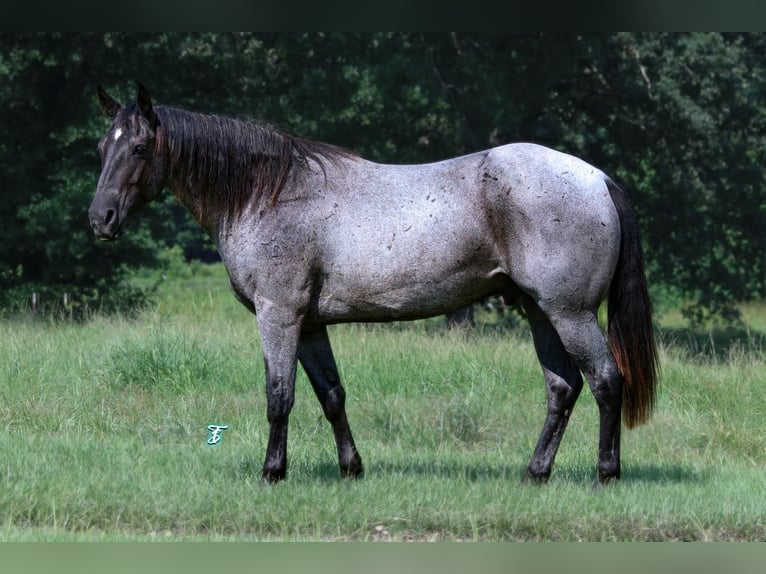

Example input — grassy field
[0,264,764,541]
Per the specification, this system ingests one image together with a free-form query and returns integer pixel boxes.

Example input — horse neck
[156,106,354,236]
[158,107,278,234]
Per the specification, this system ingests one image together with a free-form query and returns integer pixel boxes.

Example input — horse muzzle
[88,199,123,241]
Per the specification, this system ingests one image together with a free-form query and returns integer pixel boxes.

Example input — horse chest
[217,226,316,309]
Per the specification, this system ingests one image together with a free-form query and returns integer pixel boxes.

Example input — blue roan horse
[89,85,659,487]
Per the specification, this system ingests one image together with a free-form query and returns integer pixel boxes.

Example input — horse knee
[266,377,295,423]
[545,366,583,415]
[323,385,346,421]
[267,400,294,423]
[588,362,622,412]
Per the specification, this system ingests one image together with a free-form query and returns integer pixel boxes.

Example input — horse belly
[314,270,504,322]
[312,221,506,323]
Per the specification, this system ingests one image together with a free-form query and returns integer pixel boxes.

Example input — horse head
[88,84,165,240]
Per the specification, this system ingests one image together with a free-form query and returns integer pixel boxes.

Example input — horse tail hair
[605,178,659,428]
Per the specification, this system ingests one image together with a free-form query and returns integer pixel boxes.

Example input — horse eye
[133,144,148,156]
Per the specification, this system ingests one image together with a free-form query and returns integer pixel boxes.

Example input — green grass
[0,264,764,541]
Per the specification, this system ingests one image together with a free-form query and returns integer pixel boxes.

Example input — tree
[559,33,766,322]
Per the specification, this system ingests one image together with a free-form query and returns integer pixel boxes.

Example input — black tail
[605,179,660,428]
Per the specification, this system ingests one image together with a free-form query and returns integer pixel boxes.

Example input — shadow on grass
[553,463,707,485]
[233,458,357,484]
[659,324,765,361]
[624,463,708,484]
[275,459,708,486]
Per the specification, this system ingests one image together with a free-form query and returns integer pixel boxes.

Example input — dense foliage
[1,33,764,321]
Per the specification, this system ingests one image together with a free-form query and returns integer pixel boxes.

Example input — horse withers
[89,85,659,487]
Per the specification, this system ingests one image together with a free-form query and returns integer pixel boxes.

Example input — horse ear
[136,83,155,121]
[97,85,122,118]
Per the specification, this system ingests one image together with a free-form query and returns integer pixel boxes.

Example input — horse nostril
[104,209,115,225]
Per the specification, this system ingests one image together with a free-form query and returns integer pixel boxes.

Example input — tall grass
[0,265,764,540]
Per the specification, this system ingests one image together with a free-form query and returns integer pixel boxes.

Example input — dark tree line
[1,33,764,322]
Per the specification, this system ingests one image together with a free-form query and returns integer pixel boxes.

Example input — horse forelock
[154,106,353,220]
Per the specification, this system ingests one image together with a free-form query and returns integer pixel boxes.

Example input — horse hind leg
[543,307,623,487]
[298,327,363,479]
[522,299,584,483]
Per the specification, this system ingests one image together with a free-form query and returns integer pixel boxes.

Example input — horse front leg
[256,303,302,484]
[298,327,363,479]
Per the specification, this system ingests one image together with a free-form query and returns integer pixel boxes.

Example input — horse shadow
[368,460,704,485]
[658,324,765,360]
[237,458,706,486]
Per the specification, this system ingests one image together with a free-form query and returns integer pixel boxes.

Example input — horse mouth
[90,207,124,240]
[91,222,122,241]
[91,221,120,241]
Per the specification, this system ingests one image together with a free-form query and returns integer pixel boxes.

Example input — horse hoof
[340,462,364,480]
[521,469,550,485]
[341,468,364,480]
[339,453,364,479]
[259,470,286,487]
[591,475,619,491]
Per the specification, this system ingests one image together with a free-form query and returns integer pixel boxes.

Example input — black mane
[157,106,353,218]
